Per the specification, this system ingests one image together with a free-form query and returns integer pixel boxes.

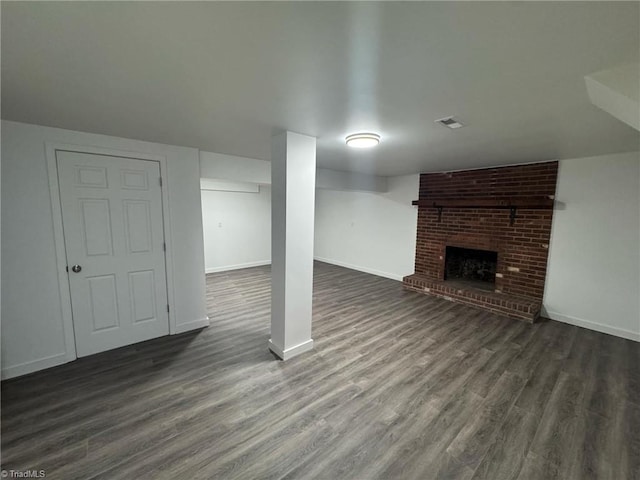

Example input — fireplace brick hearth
[403,161,558,322]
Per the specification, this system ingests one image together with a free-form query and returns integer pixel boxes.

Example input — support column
[269,131,316,360]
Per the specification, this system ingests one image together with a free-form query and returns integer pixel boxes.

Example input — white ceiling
[2,2,639,176]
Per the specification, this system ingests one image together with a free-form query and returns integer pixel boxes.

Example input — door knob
[71,265,82,273]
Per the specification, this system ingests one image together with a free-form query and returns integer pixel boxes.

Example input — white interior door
[57,151,169,357]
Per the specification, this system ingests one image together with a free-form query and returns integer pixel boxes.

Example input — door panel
[57,151,169,357]
[80,199,113,256]
[88,274,120,331]
[128,270,157,323]
[76,166,108,188]
[123,200,152,253]
[121,169,149,190]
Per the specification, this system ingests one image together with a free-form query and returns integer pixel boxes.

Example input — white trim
[314,257,404,282]
[45,143,79,362]
[174,317,210,334]
[1,352,69,380]
[200,178,260,193]
[546,310,640,342]
[268,338,314,360]
[44,142,178,352]
[205,261,271,274]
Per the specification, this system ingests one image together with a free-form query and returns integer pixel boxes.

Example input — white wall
[314,174,419,281]
[316,168,387,193]
[200,152,271,274]
[200,150,388,193]
[201,186,271,273]
[199,151,391,275]
[1,120,208,378]
[544,151,640,341]
[200,151,271,185]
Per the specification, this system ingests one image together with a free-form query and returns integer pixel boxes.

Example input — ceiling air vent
[435,116,464,129]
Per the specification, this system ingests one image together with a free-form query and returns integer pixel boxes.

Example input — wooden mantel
[411,195,555,225]
[411,196,555,209]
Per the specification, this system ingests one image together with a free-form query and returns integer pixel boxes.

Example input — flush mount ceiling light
[345,132,380,148]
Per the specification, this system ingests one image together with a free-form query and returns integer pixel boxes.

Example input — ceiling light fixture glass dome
[345,132,380,148]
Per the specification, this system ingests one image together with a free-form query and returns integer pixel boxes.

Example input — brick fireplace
[403,161,558,322]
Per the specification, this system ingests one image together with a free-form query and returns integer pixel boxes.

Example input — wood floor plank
[446,371,525,468]
[470,405,539,480]
[1,261,638,479]
[527,371,587,474]
[514,357,563,416]
[377,388,484,480]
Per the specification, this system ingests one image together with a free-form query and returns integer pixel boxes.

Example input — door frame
[45,142,178,362]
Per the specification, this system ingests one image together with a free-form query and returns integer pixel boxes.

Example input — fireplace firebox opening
[444,246,498,291]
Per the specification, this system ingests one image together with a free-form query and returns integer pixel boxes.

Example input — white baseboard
[174,317,210,334]
[1,352,70,380]
[545,310,640,342]
[268,338,314,360]
[314,256,405,282]
[205,261,270,274]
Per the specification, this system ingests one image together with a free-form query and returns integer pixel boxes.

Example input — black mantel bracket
[509,206,517,226]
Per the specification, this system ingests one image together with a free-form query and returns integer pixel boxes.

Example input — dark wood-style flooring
[2,262,639,479]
